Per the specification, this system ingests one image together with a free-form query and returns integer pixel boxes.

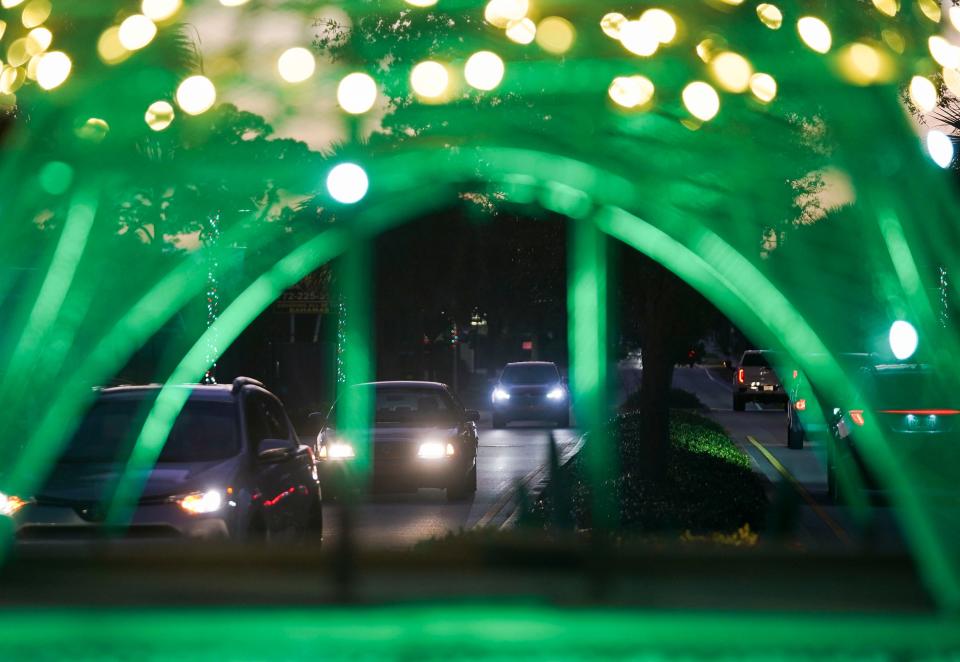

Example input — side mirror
[465,409,480,423]
[257,438,296,463]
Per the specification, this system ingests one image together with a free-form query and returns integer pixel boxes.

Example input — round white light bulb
[327,163,369,204]
[889,320,919,361]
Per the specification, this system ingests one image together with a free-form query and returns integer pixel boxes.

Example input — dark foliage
[537,410,767,535]
[621,387,705,412]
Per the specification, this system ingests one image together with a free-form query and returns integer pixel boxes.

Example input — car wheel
[247,513,269,543]
[305,498,323,544]
[827,440,840,502]
[827,463,839,502]
[493,414,507,429]
[466,462,478,493]
[733,395,745,412]
[787,423,804,450]
[446,480,466,502]
[447,465,476,502]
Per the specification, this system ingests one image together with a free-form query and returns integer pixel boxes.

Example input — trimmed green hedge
[537,410,767,535]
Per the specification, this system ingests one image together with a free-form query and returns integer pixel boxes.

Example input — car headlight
[319,441,356,460]
[418,440,455,459]
[0,492,31,517]
[547,386,566,401]
[492,387,510,402]
[178,489,223,515]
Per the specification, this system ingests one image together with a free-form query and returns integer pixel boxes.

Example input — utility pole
[450,319,459,393]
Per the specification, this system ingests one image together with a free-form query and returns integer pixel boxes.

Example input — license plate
[763,385,774,392]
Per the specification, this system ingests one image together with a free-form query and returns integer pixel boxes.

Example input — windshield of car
[59,398,239,464]
[500,364,561,385]
[740,352,771,368]
[866,370,948,410]
[332,386,459,425]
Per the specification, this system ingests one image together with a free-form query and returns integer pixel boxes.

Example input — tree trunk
[637,273,678,480]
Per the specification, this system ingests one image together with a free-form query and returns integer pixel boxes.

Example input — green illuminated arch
[1,0,960,615]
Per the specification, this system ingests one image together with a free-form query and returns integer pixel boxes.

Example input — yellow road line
[473,463,542,529]
[474,433,585,529]
[746,435,851,545]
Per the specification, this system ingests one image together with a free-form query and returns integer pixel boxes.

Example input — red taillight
[878,409,960,416]
[794,398,807,411]
[849,410,866,427]
[792,370,798,380]
[737,368,745,384]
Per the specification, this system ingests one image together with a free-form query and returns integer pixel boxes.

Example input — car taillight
[794,399,806,411]
[849,410,865,427]
[737,368,745,384]
[792,370,798,380]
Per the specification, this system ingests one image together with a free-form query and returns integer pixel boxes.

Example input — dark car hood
[498,382,557,392]
[37,457,240,504]
[371,425,459,443]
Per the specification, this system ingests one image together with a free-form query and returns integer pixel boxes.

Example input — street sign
[274,270,329,314]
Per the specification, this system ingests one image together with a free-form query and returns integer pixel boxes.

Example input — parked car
[732,350,787,411]
[786,353,876,449]
[828,364,958,500]
[625,349,643,369]
[491,361,569,428]
[315,381,479,502]
[3,377,322,542]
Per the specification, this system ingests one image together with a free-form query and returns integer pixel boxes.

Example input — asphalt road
[318,418,581,550]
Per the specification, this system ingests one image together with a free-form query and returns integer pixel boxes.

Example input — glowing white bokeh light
[619,19,659,56]
[337,72,377,114]
[797,16,831,53]
[464,50,505,90]
[145,100,175,131]
[927,130,954,169]
[176,75,216,115]
[277,47,316,83]
[326,163,369,204]
[889,320,919,360]
[410,60,449,99]
[640,8,676,44]
[35,50,71,90]
[118,14,157,51]
[909,75,937,113]
[682,81,720,121]
[142,0,182,21]
[608,75,655,109]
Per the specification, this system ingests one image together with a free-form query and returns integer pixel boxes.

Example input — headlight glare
[418,440,454,459]
[178,489,223,515]
[547,386,566,400]
[492,387,510,402]
[0,492,30,516]
[326,441,356,460]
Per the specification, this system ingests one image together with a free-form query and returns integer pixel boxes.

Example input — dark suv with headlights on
[491,361,569,428]
[315,381,479,502]
[3,377,322,543]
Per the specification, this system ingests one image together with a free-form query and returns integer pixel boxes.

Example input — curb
[491,433,586,531]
